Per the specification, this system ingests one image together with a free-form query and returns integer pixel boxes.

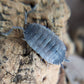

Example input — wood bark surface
[0,0,71,84]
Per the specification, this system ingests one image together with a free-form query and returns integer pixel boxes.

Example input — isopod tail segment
[61,64,64,69]
[61,57,70,69]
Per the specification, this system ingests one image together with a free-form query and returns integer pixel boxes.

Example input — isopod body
[1,5,68,65]
[23,23,66,64]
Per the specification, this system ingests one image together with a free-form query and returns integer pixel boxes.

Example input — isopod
[1,5,68,65]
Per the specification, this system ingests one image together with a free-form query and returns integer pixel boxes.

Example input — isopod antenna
[1,26,24,36]
[25,4,38,25]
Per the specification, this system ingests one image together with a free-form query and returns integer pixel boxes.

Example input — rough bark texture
[0,0,71,84]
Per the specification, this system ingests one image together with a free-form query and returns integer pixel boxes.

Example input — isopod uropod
[2,5,68,65]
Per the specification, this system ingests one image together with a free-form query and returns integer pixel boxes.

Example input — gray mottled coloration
[1,5,68,65]
[24,23,66,64]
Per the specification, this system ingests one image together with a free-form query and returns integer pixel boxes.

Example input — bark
[0,0,71,84]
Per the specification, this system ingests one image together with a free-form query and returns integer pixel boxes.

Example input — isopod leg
[64,58,70,62]
[1,26,24,36]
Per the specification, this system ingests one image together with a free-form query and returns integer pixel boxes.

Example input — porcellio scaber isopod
[1,5,68,65]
